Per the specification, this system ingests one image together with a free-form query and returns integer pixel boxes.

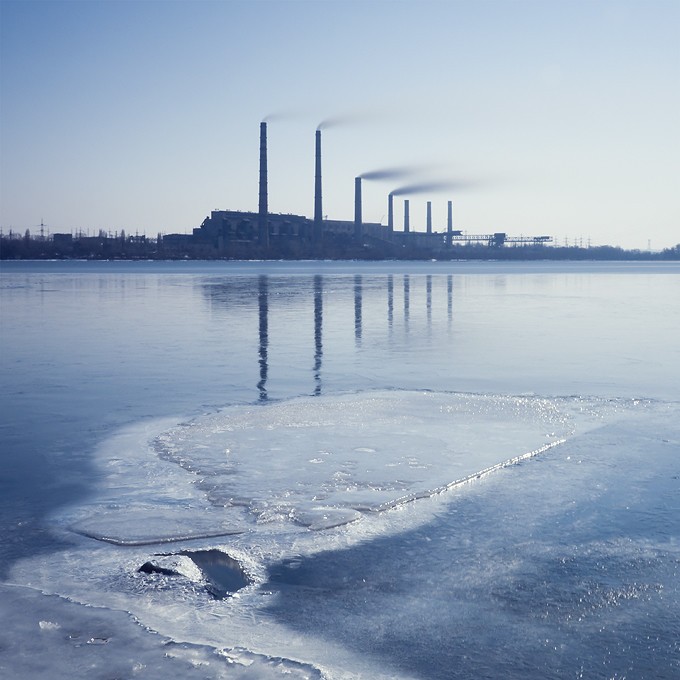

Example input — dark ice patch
[137,549,251,599]
[180,549,251,599]
[138,561,180,577]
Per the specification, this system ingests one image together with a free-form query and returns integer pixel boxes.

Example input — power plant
[192,122,553,255]
[7,118,678,262]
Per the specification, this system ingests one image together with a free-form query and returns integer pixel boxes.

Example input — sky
[1,0,678,250]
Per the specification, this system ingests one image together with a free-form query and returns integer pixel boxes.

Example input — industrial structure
[6,122,553,260]
[6,120,678,261]
[191,122,552,256]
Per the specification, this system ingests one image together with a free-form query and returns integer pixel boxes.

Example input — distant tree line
[1,230,678,261]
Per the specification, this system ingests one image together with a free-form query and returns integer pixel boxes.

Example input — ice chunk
[38,620,61,631]
[153,391,571,532]
[73,506,245,546]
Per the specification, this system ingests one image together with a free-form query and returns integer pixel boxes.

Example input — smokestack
[354,177,362,241]
[447,200,453,248]
[258,122,268,248]
[314,129,323,244]
[388,194,394,239]
[426,201,432,235]
[404,199,410,233]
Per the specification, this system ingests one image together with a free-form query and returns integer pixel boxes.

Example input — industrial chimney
[447,200,453,248]
[426,201,432,235]
[404,199,410,234]
[314,129,323,244]
[354,177,362,241]
[388,193,394,240]
[258,122,268,248]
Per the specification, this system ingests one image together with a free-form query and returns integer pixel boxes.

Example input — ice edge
[365,439,567,514]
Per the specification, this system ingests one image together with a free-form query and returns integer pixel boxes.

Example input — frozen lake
[1,260,678,679]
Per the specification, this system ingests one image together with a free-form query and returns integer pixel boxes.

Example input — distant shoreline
[3,254,679,264]
[2,231,678,262]
[2,245,679,262]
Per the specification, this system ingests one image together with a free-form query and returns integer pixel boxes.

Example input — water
[1,260,678,679]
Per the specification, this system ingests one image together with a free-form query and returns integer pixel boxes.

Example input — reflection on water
[313,274,323,396]
[258,275,268,401]
[354,275,362,347]
[404,274,410,331]
[201,273,458,398]
[447,274,453,327]
[3,261,679,680]
[387,274,394,328]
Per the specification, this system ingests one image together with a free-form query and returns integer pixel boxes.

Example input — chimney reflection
[198,271,457,402]
[403,274,410,331]
[354,274,362,346]
[257,275,269,401]
[387,274,394,330]
[313,275,323,396]
[447,274,453,327]
[257,275,268,401]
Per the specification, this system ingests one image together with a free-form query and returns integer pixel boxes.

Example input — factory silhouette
[4,121,679,261]
[188,122,551,259]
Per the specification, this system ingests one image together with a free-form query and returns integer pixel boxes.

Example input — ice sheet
[152,391,571,530]
[0,584,324,679]
[7,391,672,680]
[64,391,575,545]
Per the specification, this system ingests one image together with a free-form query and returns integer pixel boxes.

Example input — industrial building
[189,121,551,256]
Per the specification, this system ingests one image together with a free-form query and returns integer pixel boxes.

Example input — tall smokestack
[426,201,432,235]
[388,194,394,239]
[354,176,362,241]
[404,199,410,233]
[447,200,453,247]
[314,129,323,244]
[258,122,268,248]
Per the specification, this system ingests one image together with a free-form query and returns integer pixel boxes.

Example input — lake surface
[1,260,678,679]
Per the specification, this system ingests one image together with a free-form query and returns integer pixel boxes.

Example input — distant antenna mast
[40,219,45,240]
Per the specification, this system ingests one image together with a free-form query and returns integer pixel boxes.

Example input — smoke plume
[390,180,475,197]
[360,166,421,181]
[261,110,301,123]
[317,111,377,131]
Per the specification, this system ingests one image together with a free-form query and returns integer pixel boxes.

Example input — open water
[1,260,678,679]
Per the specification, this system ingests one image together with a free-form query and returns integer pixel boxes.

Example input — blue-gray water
[1,260,678,679]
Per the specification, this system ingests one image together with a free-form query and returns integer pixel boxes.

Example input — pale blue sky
[1,0,678,249]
